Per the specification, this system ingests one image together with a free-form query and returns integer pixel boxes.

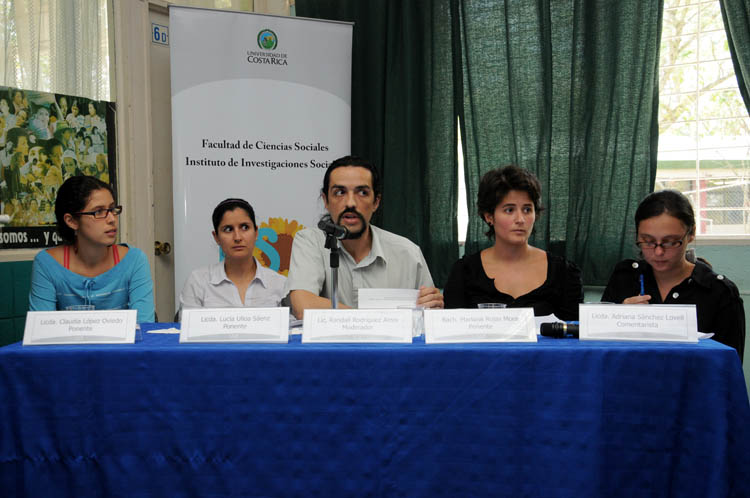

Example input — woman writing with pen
[602,190,744,361]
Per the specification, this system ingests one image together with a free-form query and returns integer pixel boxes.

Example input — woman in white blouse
[179,198,286,315]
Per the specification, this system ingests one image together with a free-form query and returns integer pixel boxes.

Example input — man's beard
[337,207,367,239]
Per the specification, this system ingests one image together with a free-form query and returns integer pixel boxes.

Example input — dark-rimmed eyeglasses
[635,231,689,251]
[75,206,123,219]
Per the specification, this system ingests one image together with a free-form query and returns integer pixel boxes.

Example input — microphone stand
[324,231,340,309]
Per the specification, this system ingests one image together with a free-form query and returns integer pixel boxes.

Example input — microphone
[540,322,579,338]
[318,216,348,240]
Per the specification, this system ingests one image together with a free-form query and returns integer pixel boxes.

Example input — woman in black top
[602,190,745,361]
[444,165,582,320]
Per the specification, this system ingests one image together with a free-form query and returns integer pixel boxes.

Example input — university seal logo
[257,29,278,50]
[253,217,305,276]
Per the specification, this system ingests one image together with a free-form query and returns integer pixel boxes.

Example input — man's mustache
[337,207,365,225]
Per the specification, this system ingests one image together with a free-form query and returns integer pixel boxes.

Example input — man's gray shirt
[285,225,434,308]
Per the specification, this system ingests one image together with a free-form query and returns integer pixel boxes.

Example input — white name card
[579,304,698,343]
[180,307,290,343]
[303,309,412,343]
[23,310,137,345]
[423,308,537,344]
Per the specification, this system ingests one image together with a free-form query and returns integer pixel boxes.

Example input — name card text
[180,307,290,343]
[303,309,412,343]
[579,304,697,342]
[424,308,537,343]
[24,310,137,345]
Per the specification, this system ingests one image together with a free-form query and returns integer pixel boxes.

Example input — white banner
[170,7,352,305]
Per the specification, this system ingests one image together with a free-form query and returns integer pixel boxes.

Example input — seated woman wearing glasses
[179,198,286,314]
[602,190,744,360]
[444,165,582,319]
[28,176,155,322]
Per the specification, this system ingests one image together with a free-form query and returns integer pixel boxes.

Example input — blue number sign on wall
[152,23,169,46]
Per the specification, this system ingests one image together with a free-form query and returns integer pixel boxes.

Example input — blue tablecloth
[1,323,748,497]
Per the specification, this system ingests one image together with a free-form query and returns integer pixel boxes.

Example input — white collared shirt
[285,225,434,308]
[180,258,287,311]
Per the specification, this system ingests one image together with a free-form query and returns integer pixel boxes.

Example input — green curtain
[296,1,459,286]
[719,0,750,115]
[458,0,663,285]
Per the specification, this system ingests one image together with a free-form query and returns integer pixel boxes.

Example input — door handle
[155,241,172,256]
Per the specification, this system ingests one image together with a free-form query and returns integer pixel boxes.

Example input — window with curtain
[170,0,293,15]
[0,0,293,101]
[657,0,750,236]
[0,0,111,101]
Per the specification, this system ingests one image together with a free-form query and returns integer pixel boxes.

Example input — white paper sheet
[358,288,420,309]
[147,327,180,334]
